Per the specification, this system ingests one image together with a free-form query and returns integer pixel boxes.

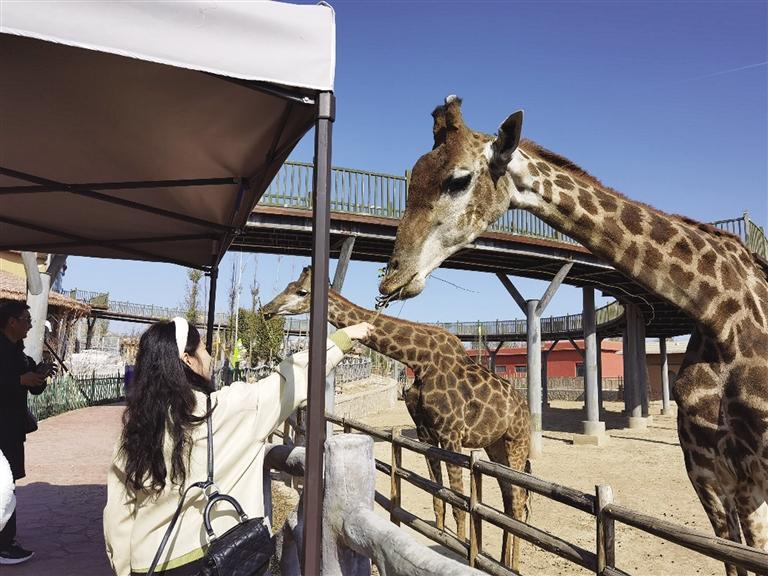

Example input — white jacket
[0,449,15,531]
[103,336,348,575]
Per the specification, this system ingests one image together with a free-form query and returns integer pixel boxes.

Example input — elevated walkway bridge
[235,161,767,339]
[68,161,768,341]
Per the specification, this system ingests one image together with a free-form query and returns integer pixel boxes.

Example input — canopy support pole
[206,266,219,353]
[303,91,335,576]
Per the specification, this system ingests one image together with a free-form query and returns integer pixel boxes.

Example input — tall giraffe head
[260,266,313,318]
[378,96,524,303]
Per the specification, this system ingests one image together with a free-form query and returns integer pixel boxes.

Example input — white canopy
[0,1,336,268]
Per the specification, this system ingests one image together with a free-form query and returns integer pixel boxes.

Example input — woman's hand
[342,322,374,341]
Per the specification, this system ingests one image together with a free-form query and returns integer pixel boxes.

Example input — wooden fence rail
[326,413,768,576]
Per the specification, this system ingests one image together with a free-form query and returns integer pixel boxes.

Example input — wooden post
[596,484,615,574]
[469,450,484,568]
[390,426,402,526]
[343,419,351,434]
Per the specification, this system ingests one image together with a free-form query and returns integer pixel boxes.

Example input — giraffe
[378,95,768,575]
[261,266,531,570]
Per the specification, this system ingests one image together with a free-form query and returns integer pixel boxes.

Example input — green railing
[261,162,768,256]
[28,374,124,421]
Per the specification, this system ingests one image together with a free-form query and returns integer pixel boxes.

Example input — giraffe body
[378,96,768,575]
[262,267,531,570]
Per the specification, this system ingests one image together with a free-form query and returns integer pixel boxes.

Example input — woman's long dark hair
[120,320,213,494]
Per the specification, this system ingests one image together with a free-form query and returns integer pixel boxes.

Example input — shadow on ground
[12,482,111,576]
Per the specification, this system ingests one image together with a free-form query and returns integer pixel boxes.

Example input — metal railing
[28,373,124,421]
[66,289,229,326]
[261,162,768,256]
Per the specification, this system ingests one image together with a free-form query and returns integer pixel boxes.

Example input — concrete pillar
[497,263,572,458]
[574,288,607,446]
[597,336,604,410]
[624,304,648,430]
[24,273,51,363]
[542,350,550,408]
[322,435,373,575]
[526,300,543,458]
[636,314,649,419]
[660,338,673,415]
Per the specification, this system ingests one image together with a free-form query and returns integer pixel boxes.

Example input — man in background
[0,300,52,565]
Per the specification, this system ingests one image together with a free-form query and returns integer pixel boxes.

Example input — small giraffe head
[260,266,313,318]
[379,96,524,301]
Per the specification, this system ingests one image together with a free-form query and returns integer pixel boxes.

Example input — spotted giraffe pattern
[261,266,531,570]
[379,96,768,576]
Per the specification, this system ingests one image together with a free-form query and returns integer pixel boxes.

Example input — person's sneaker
[0,542,34,565]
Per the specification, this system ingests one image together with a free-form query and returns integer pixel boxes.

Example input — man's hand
[342,322,374,341]
[20,371,47,388]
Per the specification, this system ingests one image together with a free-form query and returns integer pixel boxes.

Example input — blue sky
[63,1,767,333]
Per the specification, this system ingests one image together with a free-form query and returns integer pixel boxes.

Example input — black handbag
[147,396,275,576]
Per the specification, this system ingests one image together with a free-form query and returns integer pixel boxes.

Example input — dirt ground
[354,399,723,576]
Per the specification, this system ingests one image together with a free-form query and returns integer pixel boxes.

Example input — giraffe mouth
[375,273,418,309]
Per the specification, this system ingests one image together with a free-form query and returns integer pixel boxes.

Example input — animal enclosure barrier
[325,414,768,576]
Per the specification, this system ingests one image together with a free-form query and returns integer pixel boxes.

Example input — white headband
[172,317,189,358]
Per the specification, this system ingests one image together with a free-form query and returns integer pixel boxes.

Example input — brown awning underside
[0,35,316,269]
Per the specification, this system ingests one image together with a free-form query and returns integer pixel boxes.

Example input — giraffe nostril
[389,259,400,272]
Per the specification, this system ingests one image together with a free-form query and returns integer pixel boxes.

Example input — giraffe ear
[490,110,524,180]
[432,105,447,148]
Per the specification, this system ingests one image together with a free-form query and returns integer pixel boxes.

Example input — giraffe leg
[689,476,745,576]
[417,425,446,531]
[440,436,468,542]
[485,437,529,572]
[733,483,768,576]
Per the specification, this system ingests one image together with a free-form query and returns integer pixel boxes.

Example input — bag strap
[146,395,214,576]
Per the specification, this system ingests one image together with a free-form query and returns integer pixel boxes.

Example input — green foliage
[184,269,204,324]
[232,308,285,365]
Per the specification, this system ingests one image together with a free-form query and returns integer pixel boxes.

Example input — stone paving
[8,403,124,576]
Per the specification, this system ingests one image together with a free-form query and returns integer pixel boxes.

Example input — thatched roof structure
[0,269,89,314]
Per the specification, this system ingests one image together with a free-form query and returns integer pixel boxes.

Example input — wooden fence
[324,413,768,576]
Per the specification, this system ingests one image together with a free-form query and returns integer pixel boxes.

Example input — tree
[184,269,203,325]
[234,308,285,365]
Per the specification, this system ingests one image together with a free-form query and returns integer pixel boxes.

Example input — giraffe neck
[505,142,759,340]
[327,291,417,366]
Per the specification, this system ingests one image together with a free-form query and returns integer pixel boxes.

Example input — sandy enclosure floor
[351,399,722,576]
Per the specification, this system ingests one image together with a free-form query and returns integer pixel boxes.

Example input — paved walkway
[6,404,124,576]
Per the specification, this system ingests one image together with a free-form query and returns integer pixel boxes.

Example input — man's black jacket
[0,332,46,446]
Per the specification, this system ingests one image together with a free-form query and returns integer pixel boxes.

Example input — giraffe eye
[445,173,472,194]
[297,289,309,297]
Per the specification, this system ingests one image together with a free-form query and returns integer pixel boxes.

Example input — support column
[85,317,97,349]
[24,273,51,363]
[497,262,572,458]
[331,236,356,292]
[485,341,504,372]
[303,90,335,576]
[636,313,650,420]
[624,303,648,429]
[573,288,608,446]
[526,300,543,458]
[660,338,673,415]
[205,266,218,353]
[596,336,604,410]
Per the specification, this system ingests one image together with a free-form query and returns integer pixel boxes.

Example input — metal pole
[205,266,218,352]
[660,337,672,415]
[303,90,335,576]
[526,299,543,458]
